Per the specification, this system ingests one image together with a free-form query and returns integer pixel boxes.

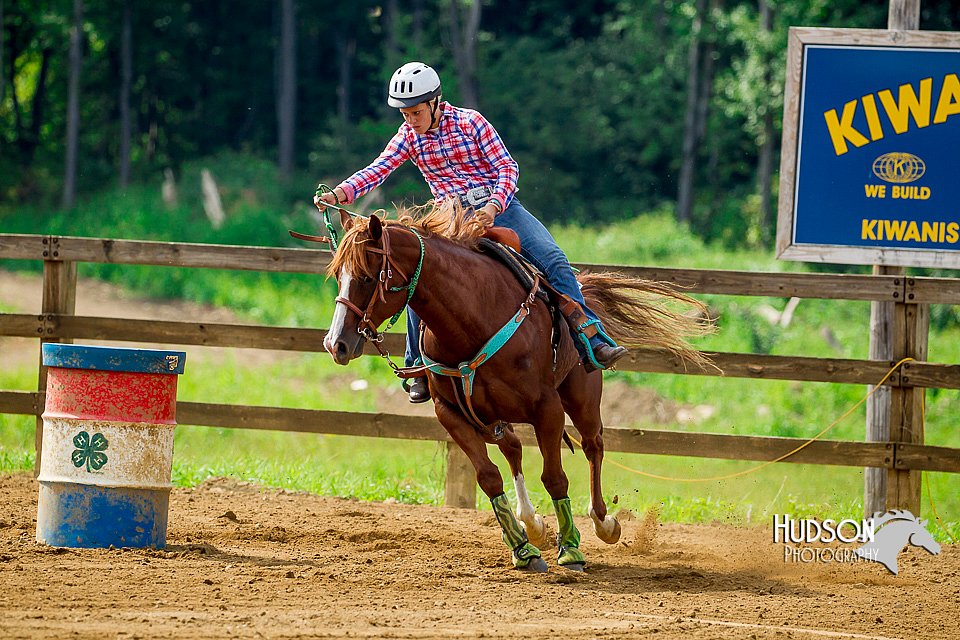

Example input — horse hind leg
[434,399,547,572]
[582,431,621,544]
[559,368,621,545]
[497,432,551,549]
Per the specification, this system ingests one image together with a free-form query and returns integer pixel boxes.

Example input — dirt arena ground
[0,473,956,640]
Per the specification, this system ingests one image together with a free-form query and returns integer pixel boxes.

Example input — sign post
[776,19,958,516]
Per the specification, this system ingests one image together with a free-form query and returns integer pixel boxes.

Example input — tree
[62,0,83,209]
[277,0,297,178]
[448,0,481,109]
[677,0,709,225]
[118,0,132,188]
[756,0,775,243]
[1,0,5,108]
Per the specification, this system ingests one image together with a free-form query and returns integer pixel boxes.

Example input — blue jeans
[405,200,606,367]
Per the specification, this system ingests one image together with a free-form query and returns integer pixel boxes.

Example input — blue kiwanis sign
[777,29,960,269]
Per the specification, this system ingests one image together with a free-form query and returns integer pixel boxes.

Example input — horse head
[855,510,941,575]
[323,212,424,365]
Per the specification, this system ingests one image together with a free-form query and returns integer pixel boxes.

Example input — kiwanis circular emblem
[871,152,926,184]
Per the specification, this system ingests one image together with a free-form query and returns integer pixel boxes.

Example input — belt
[457,186,492,209]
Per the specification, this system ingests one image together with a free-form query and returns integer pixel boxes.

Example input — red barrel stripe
[43,368,178,424]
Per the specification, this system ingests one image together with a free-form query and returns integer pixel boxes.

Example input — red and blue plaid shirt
[337,102,519,213]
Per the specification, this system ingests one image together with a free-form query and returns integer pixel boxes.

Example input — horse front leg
[434,398,547,572]
[533,394,586,571]
[497,431,550,549]
[559,368,621,545]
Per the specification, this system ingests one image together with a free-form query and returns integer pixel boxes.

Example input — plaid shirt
[337,102,519,213]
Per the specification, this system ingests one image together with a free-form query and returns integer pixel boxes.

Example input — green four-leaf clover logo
[71,431,109,472]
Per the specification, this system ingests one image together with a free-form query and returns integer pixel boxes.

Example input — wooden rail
[2,232,959,513]
[2,391,957,473]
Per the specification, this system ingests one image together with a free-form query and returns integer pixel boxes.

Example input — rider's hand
[314,187,345,210]
[476,202,499,228]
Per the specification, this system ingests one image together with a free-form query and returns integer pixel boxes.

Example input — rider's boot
[406,376,431,403]
[555,293,628,372]
[588,335,628,372]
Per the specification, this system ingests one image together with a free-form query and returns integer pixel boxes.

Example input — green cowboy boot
[554,497,586,571]
[491,493,547,572]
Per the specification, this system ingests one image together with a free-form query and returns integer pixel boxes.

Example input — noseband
[335,226,425,350]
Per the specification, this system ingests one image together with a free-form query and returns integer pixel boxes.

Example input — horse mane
[326,200,484,279]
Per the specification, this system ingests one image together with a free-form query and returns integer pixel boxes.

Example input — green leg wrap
[553,497,586,566]
[491,493,542,568]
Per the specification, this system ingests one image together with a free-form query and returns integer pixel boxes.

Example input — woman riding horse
[315,62,627,404]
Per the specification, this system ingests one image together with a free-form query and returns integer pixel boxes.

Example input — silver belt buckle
[463,186,490,207]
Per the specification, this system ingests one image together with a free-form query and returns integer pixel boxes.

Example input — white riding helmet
[387,62,442,108]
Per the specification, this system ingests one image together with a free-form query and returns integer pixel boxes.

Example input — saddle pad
[477,238,550,304]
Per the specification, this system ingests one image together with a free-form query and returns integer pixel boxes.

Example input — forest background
[1,0,957,242]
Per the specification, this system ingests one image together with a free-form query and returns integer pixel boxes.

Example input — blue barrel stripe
[42,343,186,375]
[37,482,169,548]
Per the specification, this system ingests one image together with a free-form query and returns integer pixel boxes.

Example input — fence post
[887,297,927,515]
[864,268,897,517]
[35,251,77,476]
[443,442,476,509]
[864,0,922,519]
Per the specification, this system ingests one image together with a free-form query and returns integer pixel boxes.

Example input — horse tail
[562,430,576,454]
[577,271,717,371]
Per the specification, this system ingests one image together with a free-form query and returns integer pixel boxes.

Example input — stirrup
[576,321,619,371]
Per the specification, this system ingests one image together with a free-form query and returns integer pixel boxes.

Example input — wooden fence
[2,232,959,513]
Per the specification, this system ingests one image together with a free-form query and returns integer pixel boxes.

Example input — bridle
[334,225,425,369]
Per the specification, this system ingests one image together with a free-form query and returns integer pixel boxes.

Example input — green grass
[1,155,958,543]
[2,349,958,542]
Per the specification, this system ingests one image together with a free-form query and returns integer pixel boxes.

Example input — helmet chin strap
[429,96,442,130]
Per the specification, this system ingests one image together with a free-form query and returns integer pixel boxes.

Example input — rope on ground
[566,356,916,483]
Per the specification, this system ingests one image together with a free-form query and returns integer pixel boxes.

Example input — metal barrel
[36,343,186,548]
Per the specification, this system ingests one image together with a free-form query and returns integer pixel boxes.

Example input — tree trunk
[381,0,400,117]
[62,0,84,209]
[0,0,5,107]
[676,0,708,224]
[413,0,424,56]
[119,0,133,188]
[384,0,399,64]
[277,0,297,179]
[448,0,481,109]
[757,0,774,243]
[335,34,355,129]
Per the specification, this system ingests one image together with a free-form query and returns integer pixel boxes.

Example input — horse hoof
[520,557,549,573]
[590,509,622,544]
[561,562,585,573]
[522,516,551,550]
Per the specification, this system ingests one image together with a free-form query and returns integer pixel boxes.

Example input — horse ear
[340,208,353,231]
[368,213,383,241]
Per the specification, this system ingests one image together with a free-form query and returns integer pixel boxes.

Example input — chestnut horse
[322,206,711,572]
